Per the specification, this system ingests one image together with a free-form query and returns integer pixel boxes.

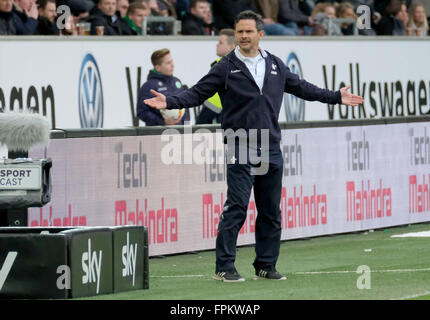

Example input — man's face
[129,8,146,27]
[202,2,212,23]
[15,0,32,11]
[235,19,264,54]
[0,0,13,12]
[155,54,174,76]
[142,5,150,17]
[39,2,57,22]
[216,35,234,57]
[117,0,128,17]
[190,1,207,20]
[99,0,117,17]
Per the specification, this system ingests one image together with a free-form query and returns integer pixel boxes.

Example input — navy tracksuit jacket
[166,49,342,272]
[166,49,341,150]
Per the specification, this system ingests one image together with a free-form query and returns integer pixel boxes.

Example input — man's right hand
[144,89,167,109]
[26,2,38,19]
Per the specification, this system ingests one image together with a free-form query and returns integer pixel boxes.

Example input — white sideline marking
[396,291,430,300]
[152,275,205,278]
[294,267,430,275]
[294,270,354,275]
[151,267,430,278]
[391,231,430,238]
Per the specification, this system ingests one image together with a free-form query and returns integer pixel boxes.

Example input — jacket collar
[233,46,268,60]
[227,48,271,90]
[124,16,141,34]
[147,69,174,82]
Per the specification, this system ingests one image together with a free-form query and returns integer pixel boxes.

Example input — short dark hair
[127,2,147,16]
[151,48,170,66]
[190,0,208,9]
[37,0,56,10]
[234,10,264,32]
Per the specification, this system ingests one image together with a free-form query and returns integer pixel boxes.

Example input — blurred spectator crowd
[0,0,428,36]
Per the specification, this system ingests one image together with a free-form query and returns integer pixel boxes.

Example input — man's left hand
[340,85,364,106]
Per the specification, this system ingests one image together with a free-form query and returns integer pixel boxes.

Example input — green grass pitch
[79,222,430,300]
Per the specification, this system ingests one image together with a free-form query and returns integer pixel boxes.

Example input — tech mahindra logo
[346,130,369,171]
[345,130,392,221]
[409,127,430,166]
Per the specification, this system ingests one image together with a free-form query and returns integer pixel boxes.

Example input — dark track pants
[215,149,283,272]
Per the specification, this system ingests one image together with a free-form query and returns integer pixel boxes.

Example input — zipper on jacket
[229,52,266,96]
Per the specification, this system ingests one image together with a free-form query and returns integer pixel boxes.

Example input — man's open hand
[144,89,167,109]
[341,85,364,106]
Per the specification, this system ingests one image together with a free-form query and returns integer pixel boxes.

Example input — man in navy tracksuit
[144,11,363,282]
[137,48,190,126]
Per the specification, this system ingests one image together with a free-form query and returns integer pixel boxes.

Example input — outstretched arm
[284,67,363,106]
[144,59,227,111]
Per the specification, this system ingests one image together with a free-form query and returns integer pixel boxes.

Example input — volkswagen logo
[284,52,305,122]
[78,54,104,128]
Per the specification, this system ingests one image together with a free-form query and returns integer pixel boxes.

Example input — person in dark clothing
[278,0,314,35]
[12,0,39,34]
[87,0,133,35]
[144,10,363,282]
[37,15,58,34]
[372,0,405,35]
[182,0,217,35]
[123,1,150,35]
[212,0,256,30]
[254,0,297,35]
[36,0,60,35]
[137,48,190,126]
[0,0,16,35]
[374,0,412,15]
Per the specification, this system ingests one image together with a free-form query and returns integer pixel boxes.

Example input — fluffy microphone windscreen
[0,112,50,152]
